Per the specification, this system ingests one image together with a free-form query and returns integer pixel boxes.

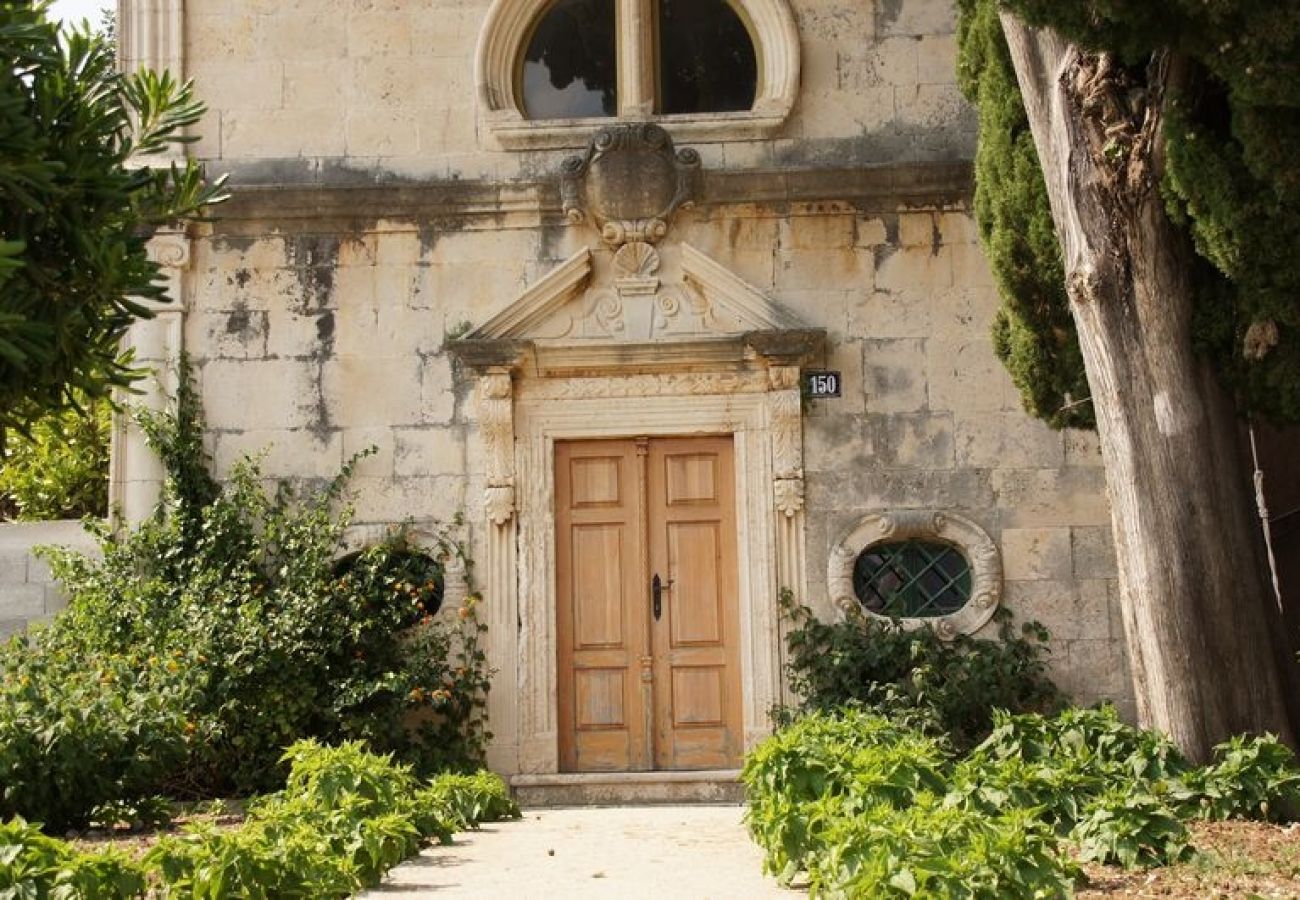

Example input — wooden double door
[556,436,743,772]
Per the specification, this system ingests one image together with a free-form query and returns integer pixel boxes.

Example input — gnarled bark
[999,13,1296,761]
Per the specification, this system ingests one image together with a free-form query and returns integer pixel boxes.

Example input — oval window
[334,547,446,618]
[520,0,618,120]
[852,540,972,618]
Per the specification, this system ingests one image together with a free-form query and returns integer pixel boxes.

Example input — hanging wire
[1248,418,1284,614]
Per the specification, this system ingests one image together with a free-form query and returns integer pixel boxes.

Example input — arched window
[478,0,799,148]
[520,0,757,119]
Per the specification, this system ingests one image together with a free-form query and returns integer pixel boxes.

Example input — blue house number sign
[805,370,841,399]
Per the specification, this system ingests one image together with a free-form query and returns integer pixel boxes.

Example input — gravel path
[364,805,801,899]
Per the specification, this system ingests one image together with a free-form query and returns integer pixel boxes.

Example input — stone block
[43,584,69,615]
[0,585,45,622]
[927,332,1018,415]
[857,467,995,512]
[395,426,466,478]
[188,61,284,110]
[876,0,956,37]
[864,412,955,469]
[874,244,954,294]
[1064,428,1103,467]
[796,85,897,139]
[863,338,928,413]
[348,475,466,524]
[956,412,1064,469]
[321,356,425,428]
[916,34,959,85]
[0,550,26,584]
[347,11,412,57]
[201,359,321,431]
[776,247,874,293]
[805,414,874,475]
[193,309,270,359]
[895,83,975,133]
[222,106,346,158]
[213,428,345,479]
[420,355,457,425]
[796,3,875,42]
[937,210,978,246]
[283,59,349,109]
[1073,526,1118,579]
[347,108,420,157]
[1002,527,1073,582]
[808,336,866,417]
[344,426,396,478]
[991,467,1111,528]
[255,11,346,62]
[849,284,932,338]
[950,242,997,290]
[416,104,478,156]
[897,211,937,248]
[838,37,918,90]
[855,217,889,247]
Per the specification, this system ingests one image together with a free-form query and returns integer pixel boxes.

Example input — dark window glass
[852,541,972,618]
[657,0,757,115]
[521,0,617,120]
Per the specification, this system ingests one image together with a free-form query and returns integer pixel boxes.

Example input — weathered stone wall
[186,199,1130,714]
[172,0,1133,723]
[187,0,973,184]
[0,522,98,638]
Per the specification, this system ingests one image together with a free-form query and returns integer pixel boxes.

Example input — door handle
[652,574,672,621]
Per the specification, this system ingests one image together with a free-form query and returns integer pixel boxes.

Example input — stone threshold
[510,770,745,808]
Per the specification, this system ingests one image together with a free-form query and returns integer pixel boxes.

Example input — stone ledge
[510,770,745,808]
[210,161,973,234]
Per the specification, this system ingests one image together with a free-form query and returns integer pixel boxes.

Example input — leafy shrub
[0,817,146,899]
[423,771,521,828]
[1175,733,1300,822]
[0,365,491,828]
[779,592,1063,749]
[807,803,1075,899]
[1070,790,1192,869]
[0,643,200,830]
[0,394,111,521]
[742,709,951,882]
[148,741,515,898]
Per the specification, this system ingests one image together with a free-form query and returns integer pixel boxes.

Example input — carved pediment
[465,242,806,347]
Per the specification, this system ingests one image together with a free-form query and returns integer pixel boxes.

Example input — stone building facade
[114,0,1133,779]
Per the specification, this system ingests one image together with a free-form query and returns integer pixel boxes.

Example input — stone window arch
[475,0,799,148]
[827,510,1003,640]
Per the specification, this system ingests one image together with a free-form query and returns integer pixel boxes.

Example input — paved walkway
[364,805,801,899]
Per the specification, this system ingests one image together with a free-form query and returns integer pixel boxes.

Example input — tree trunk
[998,13,1297,761]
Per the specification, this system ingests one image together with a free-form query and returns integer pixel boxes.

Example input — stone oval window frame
[827,510,1003,640]
[336,524,470,622]
[474,0,800,150]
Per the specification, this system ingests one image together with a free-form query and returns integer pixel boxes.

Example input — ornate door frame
[469,360,812,774]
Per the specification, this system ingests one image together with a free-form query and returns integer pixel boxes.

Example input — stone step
[510,770,745,808]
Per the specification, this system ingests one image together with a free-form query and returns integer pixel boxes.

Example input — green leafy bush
[0,644,200,830]
[0,394,110,521]
[779,593,1064,749]
[0,817,146,899]
[807,803,1075,899]
[1070,791,1191,869]
[742,709,951,882]
[1175,733,1300,822]
[0,366,491,828]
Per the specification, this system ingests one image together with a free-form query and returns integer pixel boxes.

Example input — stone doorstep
[510,769,745,808]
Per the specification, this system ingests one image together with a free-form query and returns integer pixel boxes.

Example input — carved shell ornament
[560,124,701,247]
[826,510,1004,640]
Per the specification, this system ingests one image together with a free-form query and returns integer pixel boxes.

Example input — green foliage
[0,393,110,520]
[742,710,950,882]
[743,705,1300,892]
[0,641,199,831]
[1071,791,1192,869]
[955,0,1091,429]
[958,0,1300,427]
[0,817,146,900]
[0,742,516,899]
[1176,733,1300,822]
[149,742,515,898]
[0,3,226,443]
[779,593,1063,750]
[807,803,1074,899]
[0,364,491,828]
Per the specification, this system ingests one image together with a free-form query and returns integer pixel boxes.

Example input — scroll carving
[478,370,516,524]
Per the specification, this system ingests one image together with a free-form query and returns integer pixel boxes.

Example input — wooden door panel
[667,521,723,646]
[556,440,648,772]
[649,438,743,771]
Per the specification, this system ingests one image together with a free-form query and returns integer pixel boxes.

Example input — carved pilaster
[767,365,804,516]
[110,229,190,526]
[475,366,521,772]
[119,0,185,79]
